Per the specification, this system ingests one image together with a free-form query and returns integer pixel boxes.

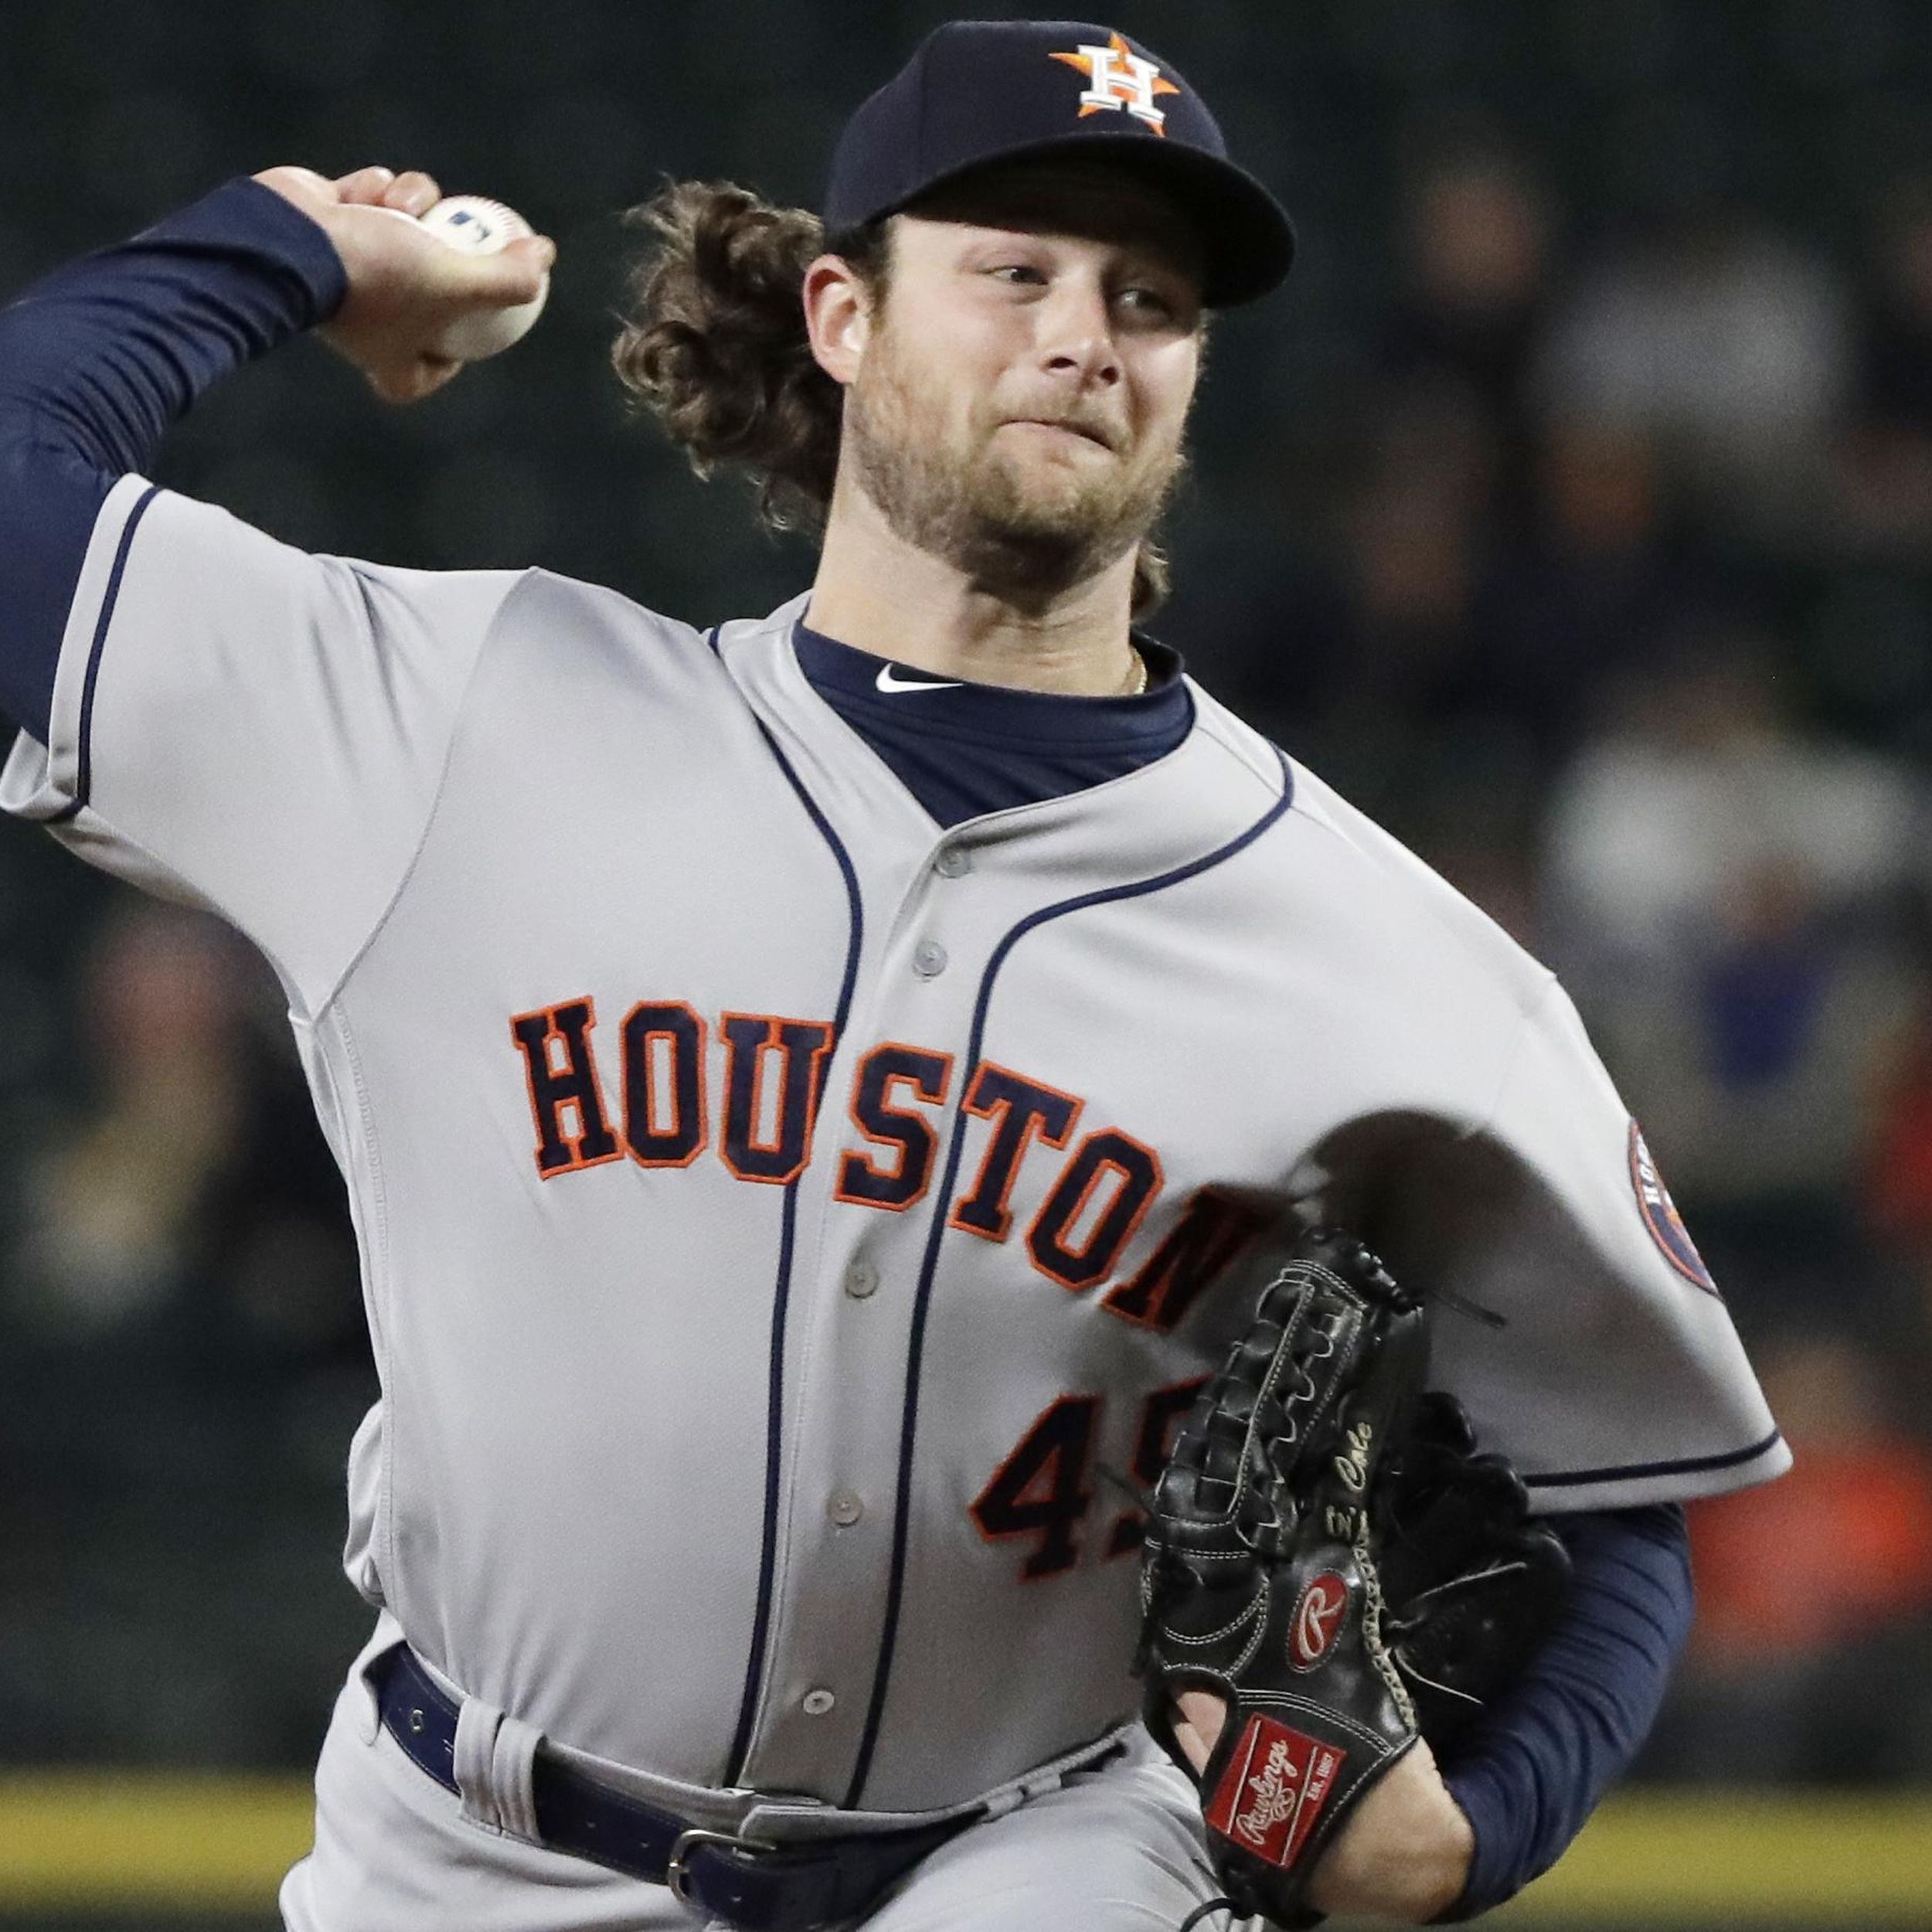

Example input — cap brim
[888,133,1295,308]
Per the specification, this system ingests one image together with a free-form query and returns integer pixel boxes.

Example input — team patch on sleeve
[1628,1121,1717,1295]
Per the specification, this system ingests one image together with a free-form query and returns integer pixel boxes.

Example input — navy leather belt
[370,1643,969,1930]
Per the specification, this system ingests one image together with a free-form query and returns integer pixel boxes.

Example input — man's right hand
[254,165,556,404]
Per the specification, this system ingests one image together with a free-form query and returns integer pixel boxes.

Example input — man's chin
[951,501,1146,600]
[968,501,1109,563]
[971,459,1117,543]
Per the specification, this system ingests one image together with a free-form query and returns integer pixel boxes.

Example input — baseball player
[0,21,1784,1931]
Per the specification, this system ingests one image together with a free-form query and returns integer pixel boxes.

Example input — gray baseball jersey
[2,474,1785,1818]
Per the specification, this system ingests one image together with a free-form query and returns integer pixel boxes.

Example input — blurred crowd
[1168,128,1932,1781]
[2,0,1930,1784]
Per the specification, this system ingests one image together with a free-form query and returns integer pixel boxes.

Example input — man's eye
[989,264,1047,285]
[1119,286,1176,319]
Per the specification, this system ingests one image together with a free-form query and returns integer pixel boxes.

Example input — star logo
[1049,31,1181,135]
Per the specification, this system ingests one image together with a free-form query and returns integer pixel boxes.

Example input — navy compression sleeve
[0,178,345,738]
[1438,1502,1693,1919]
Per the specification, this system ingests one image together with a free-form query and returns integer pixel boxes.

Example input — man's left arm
[1172,1502,1692,1922]
[1432,1502,1692,1920]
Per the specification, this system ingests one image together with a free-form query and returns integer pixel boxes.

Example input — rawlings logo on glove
[1207,1716,1343,1867]
[1290,1573,1349,1669]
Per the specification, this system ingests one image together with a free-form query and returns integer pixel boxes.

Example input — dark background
[1,0,1930,1917]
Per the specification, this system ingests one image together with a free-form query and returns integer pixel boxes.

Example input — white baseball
[411,195,549,362]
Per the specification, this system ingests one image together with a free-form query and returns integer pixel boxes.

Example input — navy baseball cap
[822,20,1295,307]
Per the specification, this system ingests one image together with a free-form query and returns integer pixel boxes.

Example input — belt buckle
[667,1825,781,1906]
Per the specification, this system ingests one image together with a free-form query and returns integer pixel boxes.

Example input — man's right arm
[0,176,347,740]
[0,170,555,1011]
[0,165,557,736]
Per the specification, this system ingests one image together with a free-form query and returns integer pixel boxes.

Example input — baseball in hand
[412,195,549,360]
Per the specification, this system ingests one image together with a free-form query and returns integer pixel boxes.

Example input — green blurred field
[0,1777,1925,1927]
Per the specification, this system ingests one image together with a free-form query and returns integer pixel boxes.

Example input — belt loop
[492,1712,545,1842]
[454,1696,508,1833]
[454,1695,543,1842]
[350,1617,406,1747]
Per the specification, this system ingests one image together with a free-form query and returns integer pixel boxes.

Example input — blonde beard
[844,328,1185,608]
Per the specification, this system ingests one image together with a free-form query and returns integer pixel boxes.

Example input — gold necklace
[1121,650,1148,697]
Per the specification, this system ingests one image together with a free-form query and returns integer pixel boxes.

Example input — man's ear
[804,253,873,386]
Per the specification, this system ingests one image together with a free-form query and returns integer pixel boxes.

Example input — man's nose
[1036,281,1122,385]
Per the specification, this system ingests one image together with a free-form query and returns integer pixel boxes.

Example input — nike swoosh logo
[876,664,964,694]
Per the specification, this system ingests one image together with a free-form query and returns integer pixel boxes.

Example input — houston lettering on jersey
[508,995,1257,1329]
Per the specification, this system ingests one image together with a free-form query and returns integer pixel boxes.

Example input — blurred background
[2,0,1930,1923]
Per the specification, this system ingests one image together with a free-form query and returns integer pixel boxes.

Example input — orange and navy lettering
[620,1001,708,1168]
[948,1062,1083,1241]
[1026,1127,1163,1291]
[719,1012,837,1185]
[1107,1375,1207,1556]
[834,1043,955,1211]
[505,999,1256,1332]
[1101,1189,1267,1332]
[968,1393,1102,1581]
[969,1380,1212,1583]
[509,997,621,1178]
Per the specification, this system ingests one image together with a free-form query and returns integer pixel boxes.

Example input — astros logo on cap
[1049,31,1181,135]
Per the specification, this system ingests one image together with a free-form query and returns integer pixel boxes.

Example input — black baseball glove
[1138,1228,1571,1927]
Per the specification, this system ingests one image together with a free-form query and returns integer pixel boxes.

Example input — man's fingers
[1173,1688,1228,1772]
[450,233,556,308]
[308,178,548,387]
[383,171,443,216]
[433,234,554,312]
[507,233,558,276]
[332,165,397,206]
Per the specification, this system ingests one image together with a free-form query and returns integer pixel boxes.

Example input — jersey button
[802,1688,836,1716]
[844,1260,879,1299]
[828,1489,864,1527]
[934,847,971,879]
[913,939,948,978]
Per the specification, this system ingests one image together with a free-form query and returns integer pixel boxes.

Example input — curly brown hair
[610,179,1171,615]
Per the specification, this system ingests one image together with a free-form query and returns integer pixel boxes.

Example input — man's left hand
[1172,1689,1474,1923]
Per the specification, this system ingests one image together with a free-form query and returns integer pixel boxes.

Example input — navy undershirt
[791,621,1191,826]
[0,176,1696,1915]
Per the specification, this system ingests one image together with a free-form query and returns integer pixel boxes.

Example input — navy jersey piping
[49,483,161,825]
[720,635,867,1787]
[1521,1427,1785,1491]
[844,747,1296,1808]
